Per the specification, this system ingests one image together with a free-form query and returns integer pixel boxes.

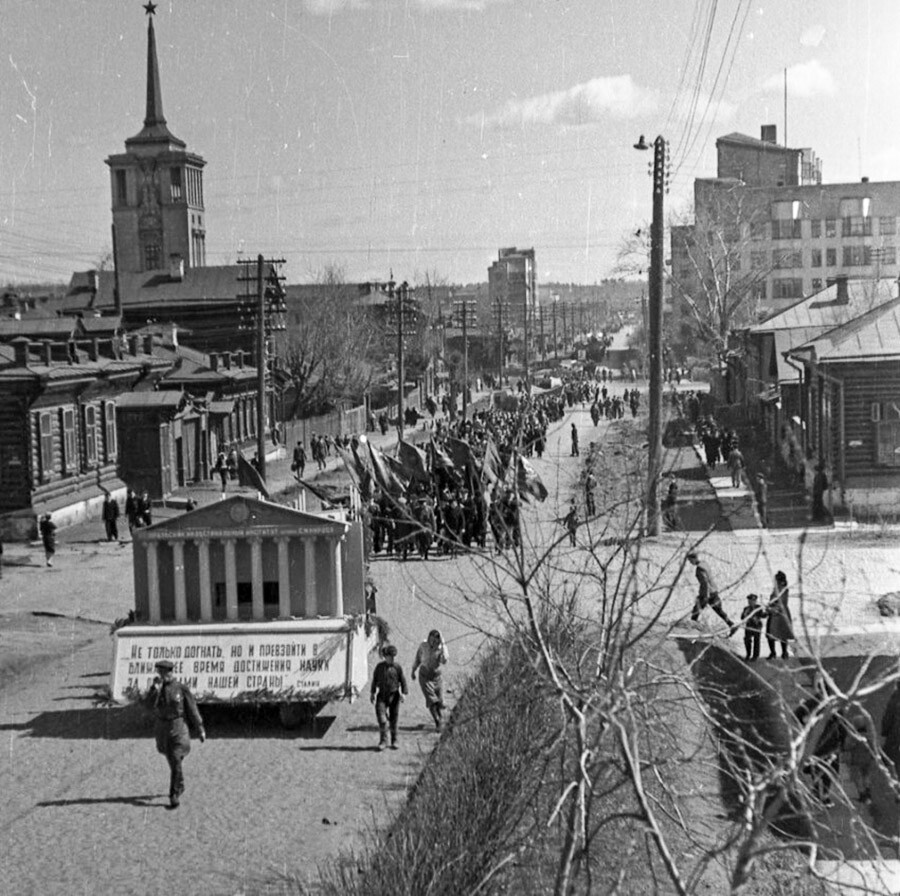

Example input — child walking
[740,594,765,661]
[370,644,408,750]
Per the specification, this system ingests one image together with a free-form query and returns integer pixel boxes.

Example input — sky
[2,0,900,287]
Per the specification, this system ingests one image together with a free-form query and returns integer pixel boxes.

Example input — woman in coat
[411,629,449,731]
[766,570,795,659]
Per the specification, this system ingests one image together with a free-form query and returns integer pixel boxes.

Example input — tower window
[116,170,128,205]
[170,167,183,201]
[144,243,161,271]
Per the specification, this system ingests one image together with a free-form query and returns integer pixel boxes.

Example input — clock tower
[106,3,206,274]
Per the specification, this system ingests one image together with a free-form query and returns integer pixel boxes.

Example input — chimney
[760,124,777,144]
[832,274,849,304]
[862,176,870,184]
[42,340,53,365]
[89,269,99,294]
[169,254,184,282]
[11,337,28,367]
[89,337,100,361]
[235,349,244,368]
[143,335,154,355]
[128,335,140,356]
[169,323,179,348]
[209,352,219,371]
[222,351,232,370]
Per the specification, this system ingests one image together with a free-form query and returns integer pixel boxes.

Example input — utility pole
[391,278,415,438]
[635,134,667,536]
[457,297,474,420]
[495,296,504,387]
[237,254,286,484]
[552,296,558,360]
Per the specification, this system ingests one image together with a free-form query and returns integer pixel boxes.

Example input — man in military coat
[145,659,206,808]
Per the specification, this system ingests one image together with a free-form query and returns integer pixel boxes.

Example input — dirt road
[0,410,581,896]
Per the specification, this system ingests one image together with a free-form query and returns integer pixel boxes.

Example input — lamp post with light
[634,134,667,536]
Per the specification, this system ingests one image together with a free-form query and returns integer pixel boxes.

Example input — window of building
[772,278,803,299]
[771,219,802,240]
[750,251,766,270]
[879,246,897,265]
[826,248,837,266]
[170,166,183,201]
[750,221,767,240]
[62,408,76,474]
[104,402,117,460]
[825,218,837,238]
[116,170,128,206]
[144,243,161,271]
[842,245,872,267]
[811,278,824,292]
[842,216,873,237]
[751,279,767,300]
[811,219,822,238]
[38,411,54,481]
[811,248,823,267]
[880,216,897,236]
[84,405,97,466]
[773,249,802,269]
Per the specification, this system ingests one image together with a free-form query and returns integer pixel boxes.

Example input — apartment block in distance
[670,125,900,341]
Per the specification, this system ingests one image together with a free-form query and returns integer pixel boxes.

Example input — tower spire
[143,2,166,129]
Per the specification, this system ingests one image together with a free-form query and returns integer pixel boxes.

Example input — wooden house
[0,335,169,539]
[786,296,900,514]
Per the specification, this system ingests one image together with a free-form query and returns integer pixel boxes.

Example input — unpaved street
[0,412,581,896]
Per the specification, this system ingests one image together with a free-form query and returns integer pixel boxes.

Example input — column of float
[223,537,238,620]
[146,540,161,622]
[171,540,187,621]
[331,537,344,617]
[304,539,317,617]
[276,537,291,618]
[250,536,264,621]
[195,539,213,620]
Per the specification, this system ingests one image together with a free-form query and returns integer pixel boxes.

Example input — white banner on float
[110,621,360,704]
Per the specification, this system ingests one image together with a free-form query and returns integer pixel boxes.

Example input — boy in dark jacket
[740,594,765,661]
[370,645,408,750]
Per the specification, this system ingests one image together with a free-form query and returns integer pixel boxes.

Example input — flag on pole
[516,454,548,502]
[397,439,430,487]
[480,436,505,489]
[367,441,406,496]
[429,438,456,475]
[237,453,269,499]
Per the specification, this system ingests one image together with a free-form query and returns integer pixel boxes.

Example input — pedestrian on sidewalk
[125,488,138,533]
[662,476,681,531]
[39,513,57,567]
[291,441,306,479]
[755,472,768,527]
[411,629,449,731]
[570,422,579,457]
[766,570,794,659]
[740,594,765,661]
[727,443,745,488]
[562,500,579,546]
[215,451,228,493]
[144,659,205,809]
[584,471,597,516]
[102,493,120,542]
[370,644,408,750]
[687,550,736,634]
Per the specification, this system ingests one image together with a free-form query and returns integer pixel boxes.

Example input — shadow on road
[0,704,337,740]
[36,793,165,808]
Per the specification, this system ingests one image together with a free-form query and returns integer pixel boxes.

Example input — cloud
[763,59,835,98]
[799,24,826,48]
[303,0,370,14]
[471,75,659,129]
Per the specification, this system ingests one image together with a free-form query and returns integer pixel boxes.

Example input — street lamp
[634,134,667,536]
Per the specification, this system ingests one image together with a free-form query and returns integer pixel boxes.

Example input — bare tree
[281,264,379,418]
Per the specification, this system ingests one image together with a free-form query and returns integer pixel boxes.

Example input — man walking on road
[570,422,579,457]
[687,550,736,634]
[145,659,205,808]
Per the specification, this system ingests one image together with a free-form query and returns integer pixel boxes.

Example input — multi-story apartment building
[488,247,537,334]
[670,126,900,347]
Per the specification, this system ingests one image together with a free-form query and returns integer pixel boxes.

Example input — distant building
[671,125,900,345]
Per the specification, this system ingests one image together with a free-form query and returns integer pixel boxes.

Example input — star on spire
[143,1,157,15]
